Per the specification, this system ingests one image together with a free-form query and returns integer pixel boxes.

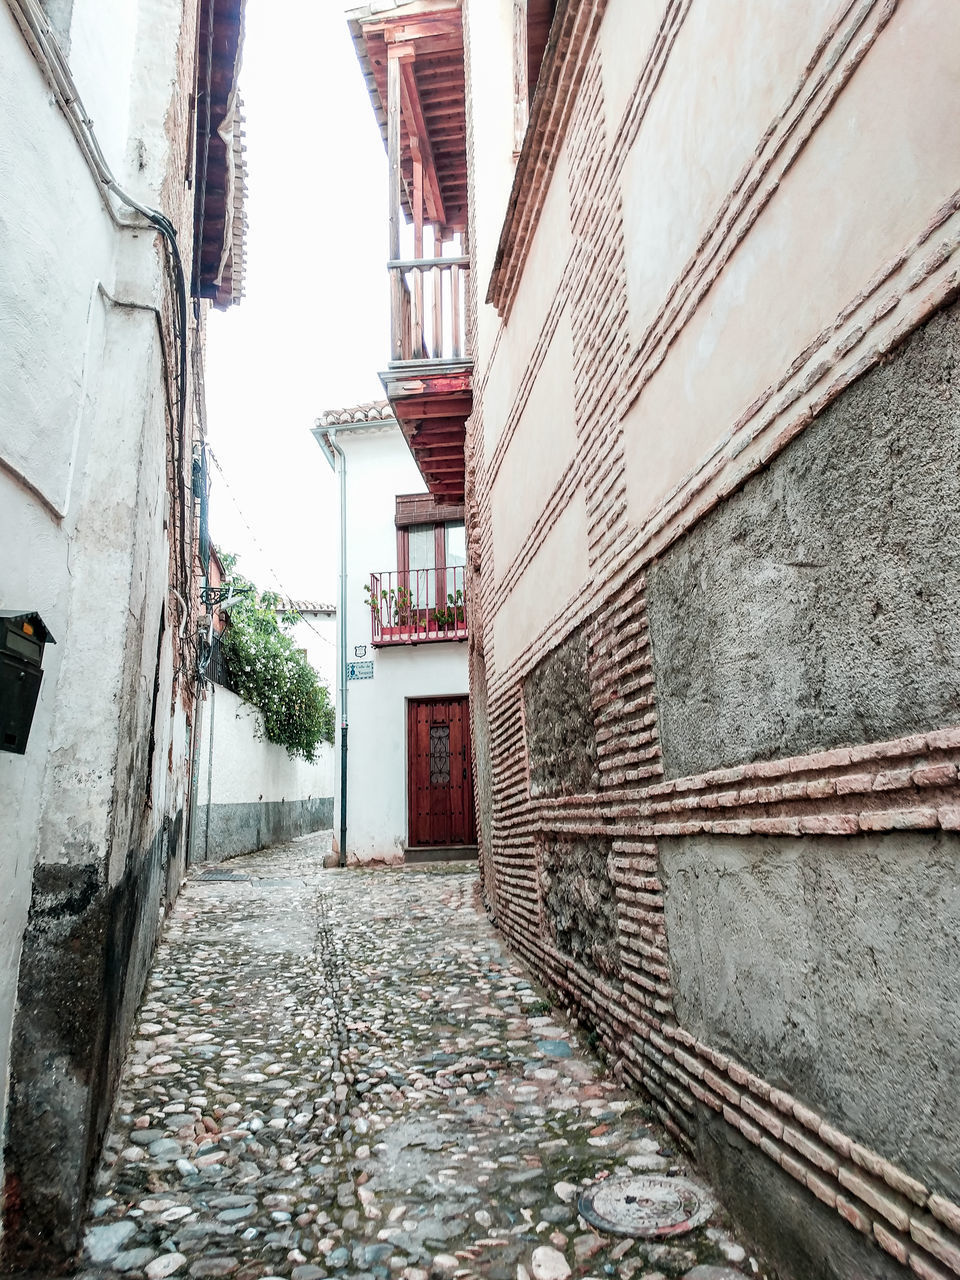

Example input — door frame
[405,693,476,848]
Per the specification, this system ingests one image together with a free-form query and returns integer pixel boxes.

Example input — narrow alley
[77,837,760,1280]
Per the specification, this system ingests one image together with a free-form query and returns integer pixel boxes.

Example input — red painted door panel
[407,696,476,846]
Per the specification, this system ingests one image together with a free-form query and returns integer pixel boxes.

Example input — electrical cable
[7,0,193,654]
[6,0,188,449]
[205,445,337,652]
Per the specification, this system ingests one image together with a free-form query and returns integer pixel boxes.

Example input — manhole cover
[578,1175,713,1238]
[197,871,249,882]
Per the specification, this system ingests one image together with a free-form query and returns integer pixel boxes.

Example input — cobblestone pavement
[78,833,771,1280]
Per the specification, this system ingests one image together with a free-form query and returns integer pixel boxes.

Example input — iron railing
[204,632,238,691]
[367,566,467,645]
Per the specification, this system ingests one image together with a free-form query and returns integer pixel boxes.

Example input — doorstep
[404,845,478,864]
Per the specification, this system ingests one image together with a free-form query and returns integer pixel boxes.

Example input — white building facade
[313,405,474,865]
[0,0,244,1264]
[278,600,337,699]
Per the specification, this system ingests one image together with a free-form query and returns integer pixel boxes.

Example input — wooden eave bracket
[486,0,608,318]
[389,41,447,226]
[401,69,447,224]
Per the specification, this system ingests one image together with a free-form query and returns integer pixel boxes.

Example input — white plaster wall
[67,0,138,186]
[621,0,960,528]
[598,0,666,139]
[0,9,116,515]
[617,0,839,349]
[342,424,425,606]
[481,144,572,460]
[0,8,121,1172]
[345,644,470,863]
[332,423,469,862]
[493,488,589,675]
[196,685,334,807]
[489,306,577,580]
[464,0,515,379]
[287,612,337,697]
[0,0,197,1219]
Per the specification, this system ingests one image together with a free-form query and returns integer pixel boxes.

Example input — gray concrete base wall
[660,831,960,1205]
[647,299,960,779]
[695,1107,906,1280]
[192,797,333,865]
[4,813,177,1267]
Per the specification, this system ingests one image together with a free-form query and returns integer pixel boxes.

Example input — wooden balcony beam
[376,15,460,41]
[387,49,402,263]
[396,397,472,421]
[415,447,465,461]
[413,423,465,438]
[412,441,466,457]
[419,461,464,476]
[398,56,446,226]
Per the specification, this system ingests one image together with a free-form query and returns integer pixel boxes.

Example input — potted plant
[432,589,465,630]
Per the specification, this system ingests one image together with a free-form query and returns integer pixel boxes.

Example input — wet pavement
[77,833,770,1280]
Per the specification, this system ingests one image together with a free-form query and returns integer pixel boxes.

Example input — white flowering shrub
[219,570,334,761]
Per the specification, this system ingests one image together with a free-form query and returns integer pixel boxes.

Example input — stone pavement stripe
[76,831,765,1280]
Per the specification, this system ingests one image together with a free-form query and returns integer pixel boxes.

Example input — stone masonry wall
[523,626,598,797]
[539,836,621,985]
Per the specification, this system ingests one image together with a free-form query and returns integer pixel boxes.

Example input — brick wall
[464,4,960,1278]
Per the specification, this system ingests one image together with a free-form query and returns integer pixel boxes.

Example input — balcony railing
[367,566,467,645]
[389,255,469,365]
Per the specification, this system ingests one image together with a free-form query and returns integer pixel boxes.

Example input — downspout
[328,428,349,868]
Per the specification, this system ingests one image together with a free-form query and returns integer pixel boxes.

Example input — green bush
[219,566,334,761]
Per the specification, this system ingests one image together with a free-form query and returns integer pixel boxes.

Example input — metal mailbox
[0,611,55,754]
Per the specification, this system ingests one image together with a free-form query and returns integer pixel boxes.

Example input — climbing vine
[218,558,335,761]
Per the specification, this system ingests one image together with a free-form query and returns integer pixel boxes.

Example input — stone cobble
[77,833,770,1280]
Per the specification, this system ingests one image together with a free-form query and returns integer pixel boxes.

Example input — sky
[203,0,392,605]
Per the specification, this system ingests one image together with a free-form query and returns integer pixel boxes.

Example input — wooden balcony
[389,254,469,365]
[367,566,467,646]
[382,251,473,503]
[382,238,472,506]
[349,1,473,502]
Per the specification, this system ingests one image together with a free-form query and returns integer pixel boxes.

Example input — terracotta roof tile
[316,401,394,427]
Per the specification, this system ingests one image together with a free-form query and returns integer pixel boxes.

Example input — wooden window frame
[396,520,462,580]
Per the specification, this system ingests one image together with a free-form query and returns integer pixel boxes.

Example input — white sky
[204,0,391,605]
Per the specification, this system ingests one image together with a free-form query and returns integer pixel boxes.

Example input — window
[398,520,466,611]
[444,521,466,599]
[407,523,439,608]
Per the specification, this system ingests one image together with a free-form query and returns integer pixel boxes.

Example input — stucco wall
[192,684,334,865]
[648,299,960,780]
[660,830,960,1206]
[332,423,470,864]
[0,0,203,1264]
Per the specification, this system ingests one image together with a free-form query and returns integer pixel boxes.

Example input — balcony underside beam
[398,54,446,226]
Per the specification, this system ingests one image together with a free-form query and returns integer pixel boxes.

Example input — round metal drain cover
[578,1175,713,1238]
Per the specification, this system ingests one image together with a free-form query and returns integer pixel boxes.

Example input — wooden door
[407,696,476,847]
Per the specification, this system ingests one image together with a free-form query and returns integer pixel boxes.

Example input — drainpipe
[327,428,349,868]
